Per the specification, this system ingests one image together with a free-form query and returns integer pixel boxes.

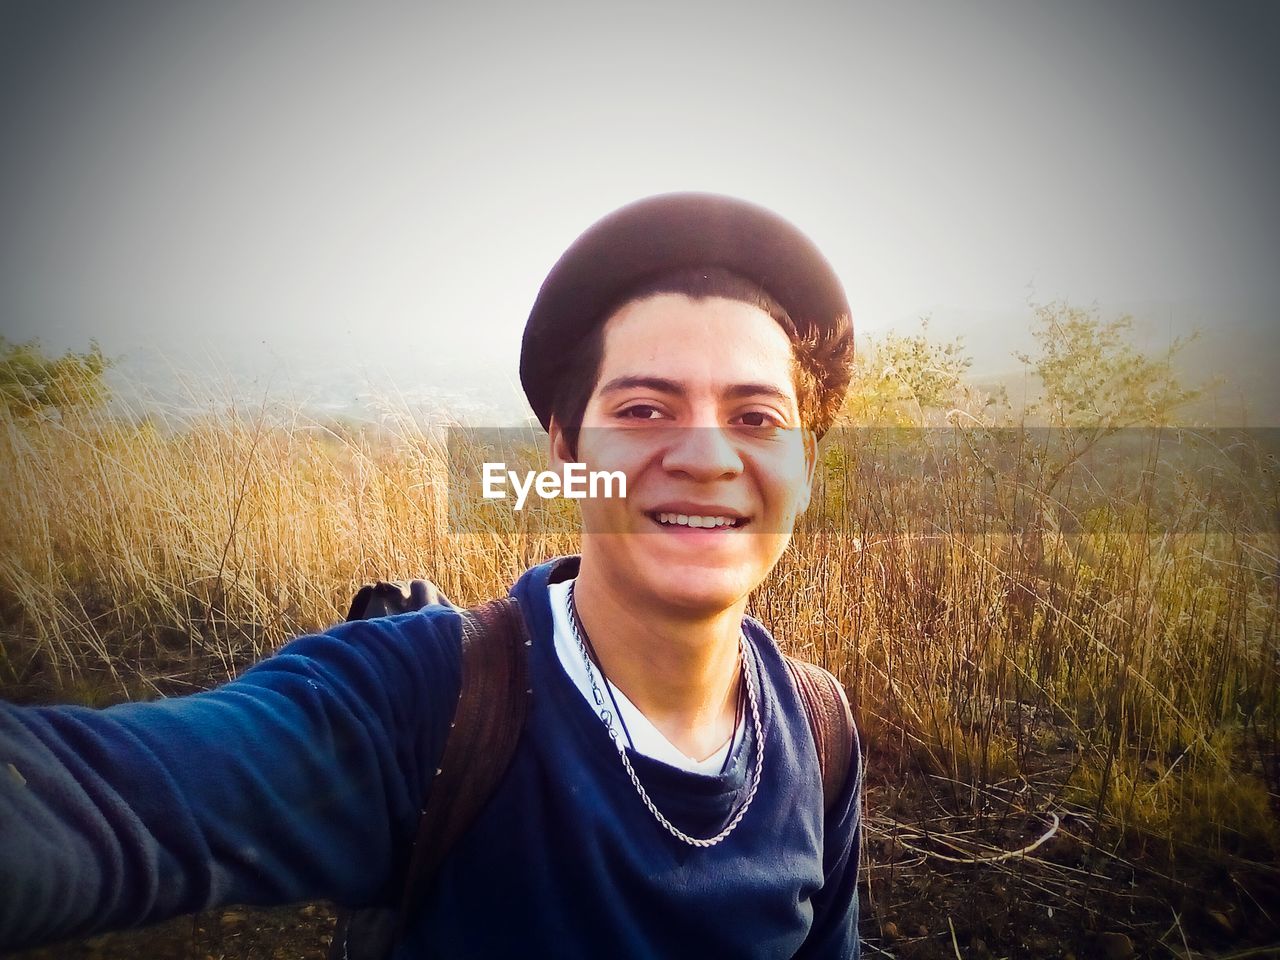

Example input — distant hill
[92,296,1276,428]
[103,340,533,427]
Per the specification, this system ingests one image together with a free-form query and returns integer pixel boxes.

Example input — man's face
[551,293,816,616]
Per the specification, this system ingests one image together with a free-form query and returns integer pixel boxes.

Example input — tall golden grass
[0,385,1276,876]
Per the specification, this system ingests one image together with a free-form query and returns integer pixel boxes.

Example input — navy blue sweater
[1,557,862,957]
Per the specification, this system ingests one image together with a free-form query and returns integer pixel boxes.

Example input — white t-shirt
[548,579,746,776]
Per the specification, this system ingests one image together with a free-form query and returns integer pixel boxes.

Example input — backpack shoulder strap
[782,655,855,814]
[393,597,531,935]
[328,591,531,960]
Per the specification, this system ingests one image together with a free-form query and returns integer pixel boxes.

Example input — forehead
[595,293,797,392]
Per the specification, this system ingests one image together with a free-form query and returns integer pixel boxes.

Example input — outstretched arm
[0,608,461,952]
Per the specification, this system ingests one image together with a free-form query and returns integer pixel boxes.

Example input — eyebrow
[724,382,795,404]
[598,376,683,396]
[598,376,795,404]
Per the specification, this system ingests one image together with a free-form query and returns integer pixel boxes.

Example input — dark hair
[550,266,853,457]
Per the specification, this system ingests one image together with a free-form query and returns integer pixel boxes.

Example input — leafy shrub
[0,338,111,419]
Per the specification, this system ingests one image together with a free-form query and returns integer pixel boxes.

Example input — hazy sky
[0,0,1276,412]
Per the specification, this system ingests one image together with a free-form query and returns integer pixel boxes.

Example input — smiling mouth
[645,511,749,530]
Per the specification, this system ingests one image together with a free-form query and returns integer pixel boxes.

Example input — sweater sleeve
[0,607,462,953]
[794,720,864,960]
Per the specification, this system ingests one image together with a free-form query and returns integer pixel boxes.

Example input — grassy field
[2,314,1278,958]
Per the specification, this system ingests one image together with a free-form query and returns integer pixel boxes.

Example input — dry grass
[1,390,1277,890]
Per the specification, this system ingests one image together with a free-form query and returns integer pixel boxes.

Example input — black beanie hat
[520,192,852,436]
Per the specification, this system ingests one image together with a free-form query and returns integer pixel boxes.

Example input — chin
[628,546,768,616]
[581,515,791,615]
[653,570,750,615]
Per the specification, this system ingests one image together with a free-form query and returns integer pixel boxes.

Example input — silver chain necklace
[566,582,764,848]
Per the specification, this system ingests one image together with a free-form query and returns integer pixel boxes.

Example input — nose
[661,426,744,481]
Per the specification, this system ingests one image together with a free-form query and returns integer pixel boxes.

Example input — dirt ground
[8,904,335,960]
[10,858,1278,960]
[10,778,1278,960]
[6,670,1277,959]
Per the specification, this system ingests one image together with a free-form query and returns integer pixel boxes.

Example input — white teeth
[654,513,739,528]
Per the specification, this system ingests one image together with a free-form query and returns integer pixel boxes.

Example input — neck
[570,556,745,762]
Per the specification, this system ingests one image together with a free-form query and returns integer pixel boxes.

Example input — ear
[796,427,818,513]
[548,414,574,471]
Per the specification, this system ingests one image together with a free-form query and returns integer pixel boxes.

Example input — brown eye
[619,405,663,420]
[735,411,779,428]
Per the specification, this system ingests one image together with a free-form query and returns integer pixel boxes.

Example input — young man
[0,193,863,957]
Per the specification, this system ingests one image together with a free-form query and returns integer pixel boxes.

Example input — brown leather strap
[783,656,855,813]
[393,597,532,938]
